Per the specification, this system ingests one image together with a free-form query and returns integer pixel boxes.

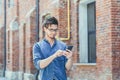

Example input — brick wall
[24,12,36,74]
[0,1,5,77]
[0,27,4,70]
[18,0,36,74]
[0,0,5,70]
[5,0,36,79]
[11,30,19,71]
[39,0,59,39]
[0,0,120,80]
[70,0,79,63]
[19,0,35,23]
[111,1,120,80]
[96,0,113,80]
[68,65,96,80]
[19,23,25,72]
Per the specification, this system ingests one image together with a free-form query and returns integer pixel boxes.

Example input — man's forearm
[39,50,64,69]
[65,58,73,71]
[39,54,57,69]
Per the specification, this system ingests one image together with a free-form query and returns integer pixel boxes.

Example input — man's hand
[63,50,73,59]
[39,50,64,69]
[53,50,64,58]
[64,50,73,71]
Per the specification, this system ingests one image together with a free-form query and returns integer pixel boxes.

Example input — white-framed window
[8,0,14,8]
[79,0,96,63]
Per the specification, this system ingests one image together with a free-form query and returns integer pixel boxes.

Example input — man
[33,16,73,80]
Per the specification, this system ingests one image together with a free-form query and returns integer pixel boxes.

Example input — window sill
[73,63,96,66]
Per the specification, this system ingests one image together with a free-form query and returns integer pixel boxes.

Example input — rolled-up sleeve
[33,43,43,70]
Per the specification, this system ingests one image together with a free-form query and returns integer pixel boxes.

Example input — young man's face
[44,24,58,39]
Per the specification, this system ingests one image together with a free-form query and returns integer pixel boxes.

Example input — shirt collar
[43,38,57,47]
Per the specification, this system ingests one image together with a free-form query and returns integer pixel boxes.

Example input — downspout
[36,0,39,42]
[3,0,6,77]
[35,0,39,80]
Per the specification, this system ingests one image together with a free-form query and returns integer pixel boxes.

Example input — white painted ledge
[73,63,96,66]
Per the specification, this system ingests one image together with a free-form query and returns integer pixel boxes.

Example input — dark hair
[42,17,58,28]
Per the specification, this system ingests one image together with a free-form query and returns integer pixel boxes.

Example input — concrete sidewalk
[0,77,6,80]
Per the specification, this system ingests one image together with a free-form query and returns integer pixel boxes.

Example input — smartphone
[66,45,73,51]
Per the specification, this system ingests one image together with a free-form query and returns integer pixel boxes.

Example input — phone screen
[66,45,73,51]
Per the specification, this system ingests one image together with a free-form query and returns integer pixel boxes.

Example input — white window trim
[79,0,95,63]
[8,0,14,8]
[10,17,19,30]
[73,63,96,66]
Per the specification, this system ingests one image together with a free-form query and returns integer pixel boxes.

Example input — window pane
[87,2,96,63]
[8,0,14,8]
[10,0,14,6]
[87,2,96,32]
[88,33,96,63]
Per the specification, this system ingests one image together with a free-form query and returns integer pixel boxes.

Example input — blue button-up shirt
[33,39,68,80]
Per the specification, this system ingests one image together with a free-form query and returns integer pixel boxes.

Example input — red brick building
[0,0,120,80]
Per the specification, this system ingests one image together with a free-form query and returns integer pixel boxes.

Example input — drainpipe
[36,0,39,42]
[35,0,39,80]
[3,0,6,77]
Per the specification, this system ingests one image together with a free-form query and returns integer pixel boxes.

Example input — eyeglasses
[47,28,58,32]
